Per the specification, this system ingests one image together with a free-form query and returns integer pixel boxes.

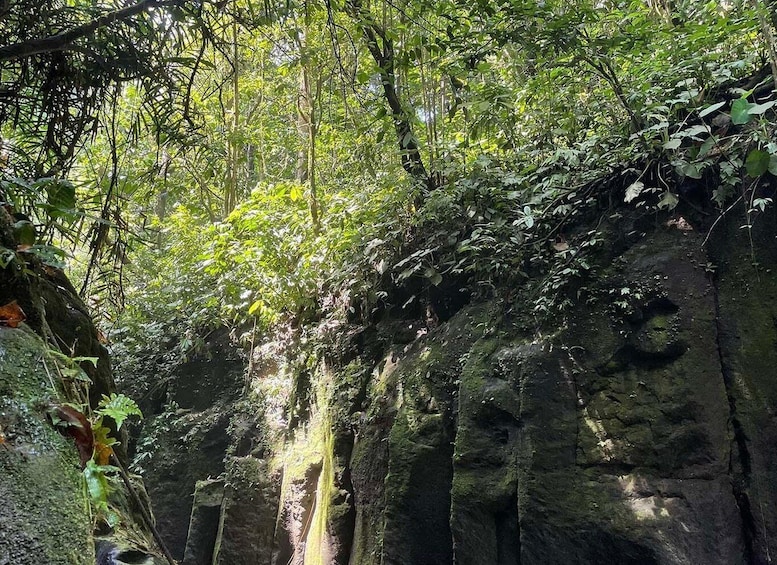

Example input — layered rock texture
[139,209,777,564]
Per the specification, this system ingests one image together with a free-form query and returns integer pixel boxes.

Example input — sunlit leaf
[624,181,645,203]
[663,139,681,150]
[698,101,725,118]
[96,393,142,430]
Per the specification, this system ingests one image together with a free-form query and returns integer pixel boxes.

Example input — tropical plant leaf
[96,393,142,430]
[745,149,770,177]
[699,101,726,118]
[48,403,93,468]
[747,100,776,115]
[731,98,754,125]
[663,139,682,150]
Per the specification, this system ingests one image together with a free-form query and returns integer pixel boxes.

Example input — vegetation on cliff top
[0,0,776,364]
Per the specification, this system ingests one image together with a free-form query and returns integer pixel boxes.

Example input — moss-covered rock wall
[0,327,94,565]
[0,206,167,565]
[138,215,777,565]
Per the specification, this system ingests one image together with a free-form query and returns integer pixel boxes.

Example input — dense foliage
[1,0,777,375]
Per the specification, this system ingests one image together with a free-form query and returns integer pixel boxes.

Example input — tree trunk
[295,27,321,233]
[224,18,240,217]
[345,0,433,204]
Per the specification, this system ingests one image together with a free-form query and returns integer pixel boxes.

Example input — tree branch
[0,0,174,63]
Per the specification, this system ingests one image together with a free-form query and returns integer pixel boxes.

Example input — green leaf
[96,393,142,430]
[681,163,702,179]
[663,139,682,150]
[745,149,770,176]
[698,136,717,158]
[72,356,99,368]
[84,460,111,509]
[682,124,710,139]
[356,69,370,83]
[747,100,776,115]
[658,192,679,210]
[83,460,120,526]
[769,155,777,177]
[61,367,91,382]
[699,101,726,118]
[43,179,76,219]
[12,220,36,247]
[248,300,264,315]
[731,98,754,125]
[424,268,443,286]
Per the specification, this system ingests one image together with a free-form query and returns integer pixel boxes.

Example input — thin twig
[701,194,744,248]
[110,452,178,565]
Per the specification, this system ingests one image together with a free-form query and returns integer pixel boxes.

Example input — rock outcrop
[0,207,166,565]
[137,210,777,565]
[0,327,94,565]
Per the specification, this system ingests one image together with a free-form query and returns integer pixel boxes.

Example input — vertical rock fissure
[712,278,757,563]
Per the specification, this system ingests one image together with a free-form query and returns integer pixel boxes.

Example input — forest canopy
[0,0,775,355]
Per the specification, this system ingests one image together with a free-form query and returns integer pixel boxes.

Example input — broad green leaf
[663,139,682,150]
[681,163,702,179]
[44,179,76,219]
[658,192,679,210]
[289,184,303,202]
[747,100,776,115]
[83,460,120,527]
[699,101,726,118]
[12,220,36,247]
[745,149,770,176]
[683,124,710,139]
[84,460,112,508]
[731,98,754,125]
[248,300,263,315]
[769,155,777,176]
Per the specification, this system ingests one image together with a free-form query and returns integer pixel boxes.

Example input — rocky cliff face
[0,208,166,565]
[137,210,777,565]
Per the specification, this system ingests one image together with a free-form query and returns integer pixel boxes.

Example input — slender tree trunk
[296,63,311,184]
[344,0,433,204]
[224,18,240,217]
[295,25,321,233]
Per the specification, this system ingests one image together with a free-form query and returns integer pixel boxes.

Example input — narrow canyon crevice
[712,276,757,564]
